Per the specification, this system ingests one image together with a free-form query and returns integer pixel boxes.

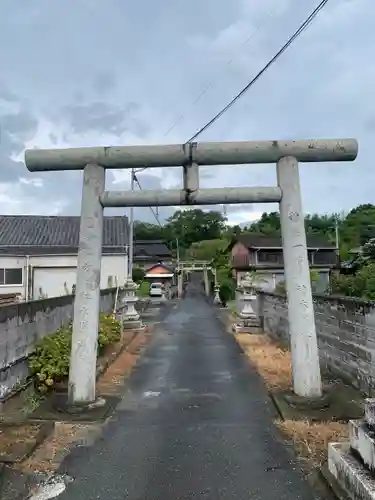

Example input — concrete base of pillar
[65,396,106,413]
[232,314,260,334]
[31,393,120,422]
[123,320,143,330]
[328,442,375,500]
[232,322,262,334]
[284,390,331,410]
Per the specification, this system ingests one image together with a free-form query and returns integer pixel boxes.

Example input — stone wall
[257,291,375,396]
[0,288,118,401]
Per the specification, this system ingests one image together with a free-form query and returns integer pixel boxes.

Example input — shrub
[29,324,72,394]
[29,313,121,394]
[219,282,234,306]
[98,313,121,349]
[132,266,145,283]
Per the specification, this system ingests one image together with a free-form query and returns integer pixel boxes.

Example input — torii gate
[177,260,214,296]
[24,138,358,406]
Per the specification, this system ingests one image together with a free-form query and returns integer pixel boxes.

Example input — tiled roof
[236,233,335,249]
[134,240,172,259]
[145,262,175,273]
[0,215,129,255]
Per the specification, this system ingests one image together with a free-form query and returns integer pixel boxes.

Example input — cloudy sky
[0,0,373,225]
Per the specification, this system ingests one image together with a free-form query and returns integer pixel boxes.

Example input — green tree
[132,266,145,283]
[134,221,164,241]
[186,239,229,261]
[243,211,339,243]
[305,213,338,242]
[164,209,227,249]
[331,262,375,300]
[222,224,242,239]
[209,242,235,305]
[243,212,281,235]
[340,204,375,251]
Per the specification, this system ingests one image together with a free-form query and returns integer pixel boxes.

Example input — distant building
[144,263,176,293]
[0,215,129,301]
[133,240,172,269]
[229,234,337,293]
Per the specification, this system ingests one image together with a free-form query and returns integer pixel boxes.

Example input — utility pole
[176,237,181,297]
[176,238,180,267]
[128,168,135,280]
[335,215,340,256]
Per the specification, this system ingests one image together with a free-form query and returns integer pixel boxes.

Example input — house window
[312,251,336,265]
[257,251,283,264]
[0,268,23,285]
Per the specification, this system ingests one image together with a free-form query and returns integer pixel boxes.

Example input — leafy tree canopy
[186,239,229,261]
[132,204,375,300]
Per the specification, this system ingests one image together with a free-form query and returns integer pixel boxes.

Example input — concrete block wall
[0,288,118,401]
[258,291,375,395]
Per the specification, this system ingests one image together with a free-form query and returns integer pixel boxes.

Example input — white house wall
[100,255,128,288]
[0,253,128,301]
[33,267,77,299]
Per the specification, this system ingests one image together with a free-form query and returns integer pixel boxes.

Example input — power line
[162,3,285,139]
[133,173,163,228]
[186,0,329,143]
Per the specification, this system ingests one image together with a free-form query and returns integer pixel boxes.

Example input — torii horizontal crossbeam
[100,187,281,207]
[24,138,358,172]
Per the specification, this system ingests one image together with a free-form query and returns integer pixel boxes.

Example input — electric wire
[185,0,329,143]
[162,2,286,139]
[133,172,163,228]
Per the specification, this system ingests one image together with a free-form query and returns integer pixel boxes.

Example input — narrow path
[58,287,319,499]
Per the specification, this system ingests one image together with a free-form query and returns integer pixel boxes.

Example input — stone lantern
[234,272,259,332]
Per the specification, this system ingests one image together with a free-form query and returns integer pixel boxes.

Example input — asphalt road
[57,286,320,500]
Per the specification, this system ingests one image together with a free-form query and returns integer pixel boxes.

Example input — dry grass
[234,333,292,391]
[232,330,350,466]
[276,419,348,466]
[0,424,41,455]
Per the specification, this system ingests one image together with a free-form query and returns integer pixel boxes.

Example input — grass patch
[137,281,149,297]
[227,300,237,314]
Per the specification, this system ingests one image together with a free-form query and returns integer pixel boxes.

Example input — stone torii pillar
[68,163,105,405]
[277,156,321,398]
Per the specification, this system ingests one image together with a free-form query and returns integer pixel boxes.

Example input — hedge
[29,313,121,394]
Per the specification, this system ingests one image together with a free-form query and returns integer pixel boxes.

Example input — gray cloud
[59,101,146,137]
[0,0,373,222]
[92,71,117,96]
[0,104,38,181]
[1,111,37,141]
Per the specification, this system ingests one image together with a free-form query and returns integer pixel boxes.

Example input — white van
[149,282,163,297]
